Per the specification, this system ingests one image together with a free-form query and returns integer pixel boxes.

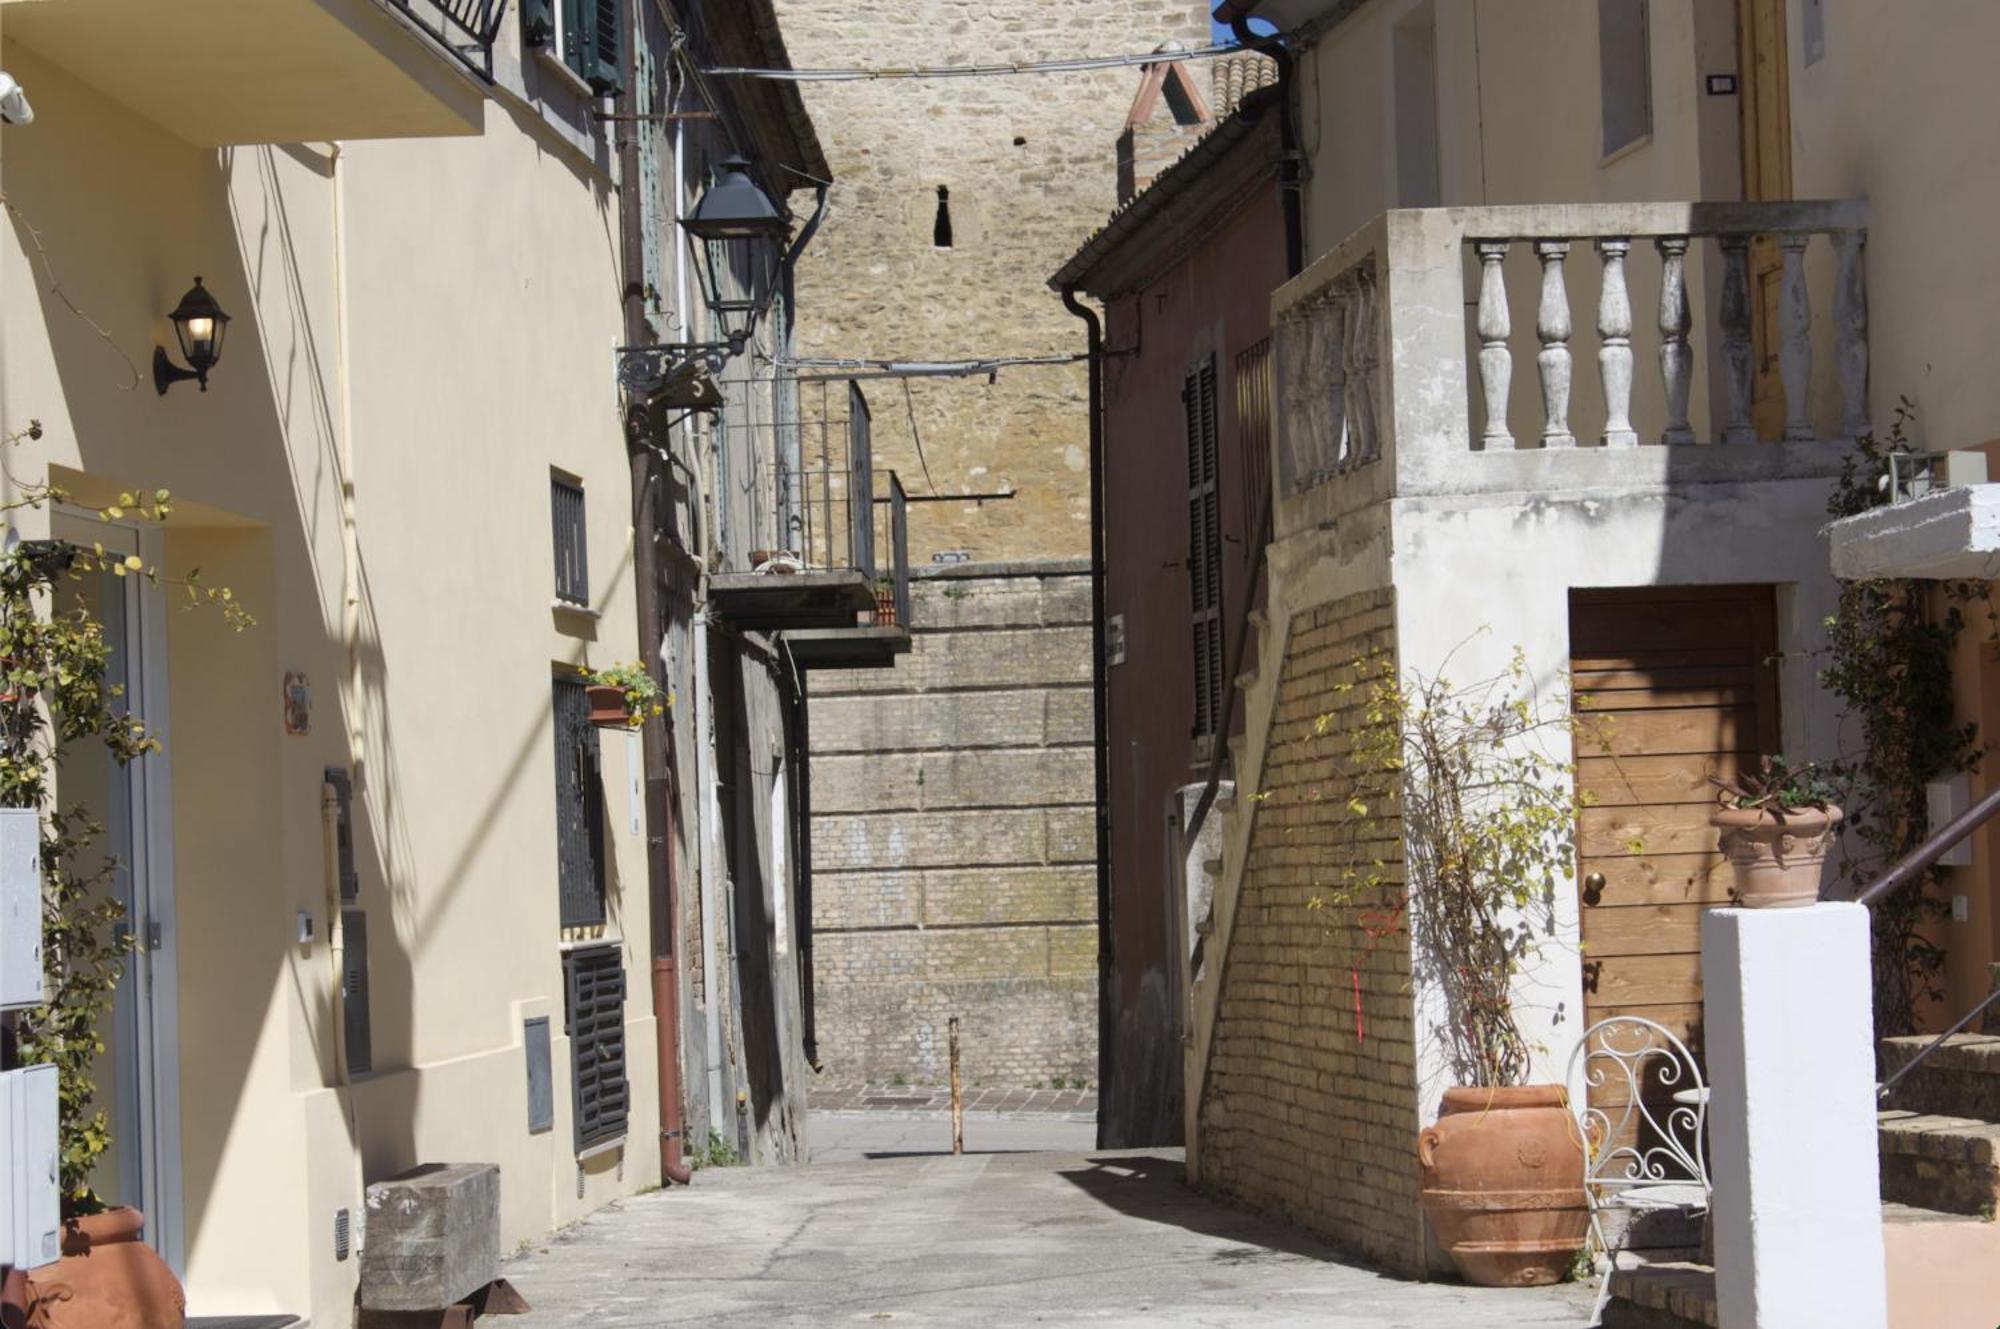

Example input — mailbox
[0,1064,60,1270]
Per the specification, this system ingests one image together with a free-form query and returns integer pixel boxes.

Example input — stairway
[1602,1033,2000,1328]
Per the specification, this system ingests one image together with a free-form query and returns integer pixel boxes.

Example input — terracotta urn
[25,1207,185,1329]
[1417,1085,1589,1287]
[585,684,632,729]
[1711,804,1842,908]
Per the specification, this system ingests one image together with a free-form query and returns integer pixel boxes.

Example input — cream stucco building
[0,0,838,1322]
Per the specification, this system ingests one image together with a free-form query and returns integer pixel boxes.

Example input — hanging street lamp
[678,155,788,353]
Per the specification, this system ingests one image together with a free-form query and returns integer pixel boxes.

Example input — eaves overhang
[1050,86,1281,301]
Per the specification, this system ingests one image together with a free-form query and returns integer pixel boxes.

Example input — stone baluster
[1475,242,1514,450]
[1719,235,1757,444]
[1655,236,1696,445]
[1779,234,1814,441]
[1833,230,1869,439]
[1596,238,1637,448]
[1534,240,1574,448]
[1352,268,1382,463]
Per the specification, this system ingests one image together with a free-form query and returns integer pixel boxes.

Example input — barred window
[1185,355,1225,741]
[552,473,589,607]
[552,676,606,928]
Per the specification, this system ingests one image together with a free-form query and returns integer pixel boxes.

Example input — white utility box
[0,808,41,1011]
[0,1064,61,1270]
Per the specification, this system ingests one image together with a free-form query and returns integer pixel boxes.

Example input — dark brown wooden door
[1570,586,1782,1065]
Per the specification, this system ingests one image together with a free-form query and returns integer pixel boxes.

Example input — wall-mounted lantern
[154,277,230,395]
[679,156,788,352]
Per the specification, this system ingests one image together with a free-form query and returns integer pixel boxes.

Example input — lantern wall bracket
[616,341,740,402]
[153,347,207,395]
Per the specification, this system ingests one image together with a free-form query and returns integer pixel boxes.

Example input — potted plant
[0,463,245,1327]
[1318,647,1589,1287]
[582,662,665,729]
[1709,755,1843,909]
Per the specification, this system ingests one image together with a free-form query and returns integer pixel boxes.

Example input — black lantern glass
[154,276,231,395]
[679,157,788,350]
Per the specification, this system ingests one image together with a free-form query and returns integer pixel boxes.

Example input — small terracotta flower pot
[1711,804,1842,908]
[26,1207,185,1329]
[585,684,633,729]
[1417,1085,1589,1287]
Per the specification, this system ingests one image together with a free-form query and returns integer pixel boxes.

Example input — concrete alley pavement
[500,1144,1596,1327]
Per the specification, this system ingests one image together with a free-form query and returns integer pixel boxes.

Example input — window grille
[563,945,629,1151]
[552,677,606,928]
[1185,355,1225,740]
[552,474,589,606]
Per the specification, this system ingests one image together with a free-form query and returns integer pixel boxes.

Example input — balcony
[780,473,913,670]
[1,0,496,146]
[1270,200,1869,538]
[710,381,913,662]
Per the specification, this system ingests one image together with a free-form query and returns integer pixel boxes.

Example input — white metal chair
[1566,1015,1711,1325]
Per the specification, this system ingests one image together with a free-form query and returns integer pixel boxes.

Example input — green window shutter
[583,0,625,96]
[521,0,555,47]
[560,0,588,80]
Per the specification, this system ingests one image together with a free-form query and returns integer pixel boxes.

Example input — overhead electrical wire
[782,353,1088,382]
[706,41,1245,83]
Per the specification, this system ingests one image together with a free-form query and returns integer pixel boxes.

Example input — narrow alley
[499,1109,1593,1328]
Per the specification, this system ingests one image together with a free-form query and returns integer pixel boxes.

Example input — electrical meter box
[0,1064,61,1271]
[0,808,41,1011]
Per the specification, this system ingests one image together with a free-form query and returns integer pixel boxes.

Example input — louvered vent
[563,945,629,1152]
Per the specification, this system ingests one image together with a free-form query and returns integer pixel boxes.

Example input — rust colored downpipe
[1230,13,1304,278]
[617,5,691,1189]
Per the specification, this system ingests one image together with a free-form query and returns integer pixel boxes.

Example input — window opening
[932,186,954,248]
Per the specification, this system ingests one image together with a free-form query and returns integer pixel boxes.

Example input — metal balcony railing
[384,0,509,81]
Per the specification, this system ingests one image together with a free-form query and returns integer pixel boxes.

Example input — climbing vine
[0,419,250,1212]
[1305,643,1584,1088]
[1821,400,1989,1036]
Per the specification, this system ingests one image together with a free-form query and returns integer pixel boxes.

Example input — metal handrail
[1878,984,2000,1101]
[1849,781,2000,908]
[1179,485,1272,857]
[1849,779,2000,1097]
[384,0,509,80]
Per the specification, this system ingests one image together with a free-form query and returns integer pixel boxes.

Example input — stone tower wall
[776,0,1214,563]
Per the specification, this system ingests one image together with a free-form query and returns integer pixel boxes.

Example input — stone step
[1606,1205,1995,1329]
[1878,1109,2000,1216]
[1879,1033,2000,1121]
[1603,1260,1716,1329]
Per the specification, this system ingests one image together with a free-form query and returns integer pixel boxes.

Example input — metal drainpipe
[1232,15,1304,278]
[1059,287,1112,1148]
[617,6,692,1188]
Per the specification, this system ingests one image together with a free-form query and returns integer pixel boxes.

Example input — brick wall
[808,562,1097,1088]
[1195,587,1427,1274]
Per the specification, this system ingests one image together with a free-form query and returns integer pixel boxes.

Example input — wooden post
[949,1015,963,1156]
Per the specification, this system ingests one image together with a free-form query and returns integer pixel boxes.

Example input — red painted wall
[1099,182,1286,1146]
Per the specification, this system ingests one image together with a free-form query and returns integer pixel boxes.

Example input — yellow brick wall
[1195,588,1426,1274]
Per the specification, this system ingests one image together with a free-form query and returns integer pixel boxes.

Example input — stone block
[359,1163,500,1311]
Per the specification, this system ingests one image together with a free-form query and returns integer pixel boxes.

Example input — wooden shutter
[552,678,607,928]
[341,907,373,1076]
[559,0,586,78]
[564,946,629,1151]
[521,0,555,46]
[1185,356,1225,739]
[578,0,624,95]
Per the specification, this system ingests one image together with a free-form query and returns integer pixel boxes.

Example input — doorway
[52,511,183,1272]
[1569,585,1781,1084]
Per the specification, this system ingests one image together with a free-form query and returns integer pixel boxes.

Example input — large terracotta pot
[1417,1084,1589,1287]
[1711,804,1842,908]
[25,1207,185,1329]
